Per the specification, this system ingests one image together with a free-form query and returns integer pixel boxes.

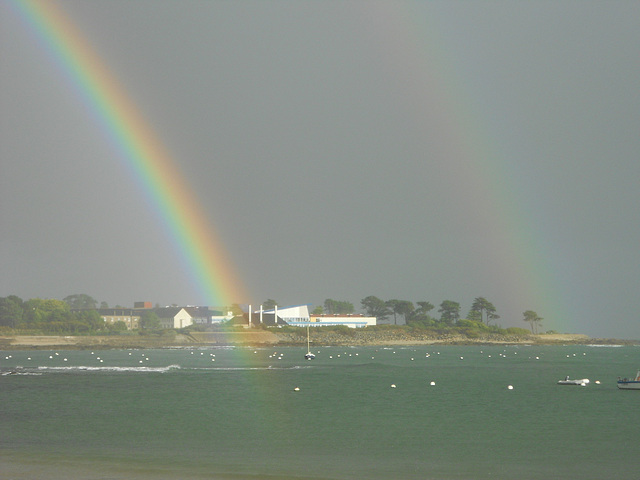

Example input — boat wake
[33,364,183,374]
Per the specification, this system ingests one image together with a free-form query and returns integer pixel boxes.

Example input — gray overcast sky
[2,1,639,338]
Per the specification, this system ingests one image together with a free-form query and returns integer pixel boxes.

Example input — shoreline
[0,332,635,350]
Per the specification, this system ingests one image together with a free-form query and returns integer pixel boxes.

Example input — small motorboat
[557,376,589,386]
[617,369,640,390]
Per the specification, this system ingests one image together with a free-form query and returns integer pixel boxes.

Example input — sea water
[1,345,638,479]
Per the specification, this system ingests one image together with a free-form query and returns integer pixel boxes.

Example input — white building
[155,307,193,329]
[262,304,310,325]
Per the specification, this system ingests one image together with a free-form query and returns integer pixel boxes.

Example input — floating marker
[391,384,396,388]
[508,385,514,390]
[294,387,300,391]
[430,381,436,386]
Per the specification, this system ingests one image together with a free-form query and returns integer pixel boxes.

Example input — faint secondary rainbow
[362,3,570,331]
[10,0,248,307]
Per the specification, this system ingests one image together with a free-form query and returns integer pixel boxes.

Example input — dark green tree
[361,296,391,322]
[523,310,543,333]
[385,300,414,325]
[0,295,24,328]
[22,298,70,325]
[262,299,278,310]
[72,309,105,330]
[63,294,98,310]
[385,300,400,325]
[438,300,460,325]
[469,297,499,325]
[407,301,435,326]
[140,311,161,330]
[324,299,354,315]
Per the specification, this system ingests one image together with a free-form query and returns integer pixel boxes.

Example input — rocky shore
[0,331,629,350]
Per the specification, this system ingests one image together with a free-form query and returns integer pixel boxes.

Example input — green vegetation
[1,293,546,340]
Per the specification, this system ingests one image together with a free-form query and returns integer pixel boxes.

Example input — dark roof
[152,307,186,319]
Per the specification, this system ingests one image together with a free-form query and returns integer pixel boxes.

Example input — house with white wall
[155,307,193,329]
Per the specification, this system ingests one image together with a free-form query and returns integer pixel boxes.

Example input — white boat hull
[557,378,589,386]
[617,381,640,390]
[617,370,640,389]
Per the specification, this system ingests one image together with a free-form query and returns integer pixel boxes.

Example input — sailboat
[304,324,315,360]
[617,369,640,390]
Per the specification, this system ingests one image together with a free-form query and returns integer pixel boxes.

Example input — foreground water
[1,344,638,479]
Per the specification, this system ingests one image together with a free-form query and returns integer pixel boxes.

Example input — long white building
[254,304,376,328]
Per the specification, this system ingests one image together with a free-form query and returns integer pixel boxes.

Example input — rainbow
[9,0,248,307]
[363,3,569,331]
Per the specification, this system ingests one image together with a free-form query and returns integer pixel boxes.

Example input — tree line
[267,296,544,333]
[0,293,544,335]
[0,295,120,333]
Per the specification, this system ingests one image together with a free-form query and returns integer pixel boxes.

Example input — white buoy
[595,380,601,384]
[294,387,300,391]
[391,384,396,388]
[430,381,436,386]
[508,385,514,390]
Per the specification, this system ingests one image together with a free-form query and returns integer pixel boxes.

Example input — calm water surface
[1,345,638,479]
